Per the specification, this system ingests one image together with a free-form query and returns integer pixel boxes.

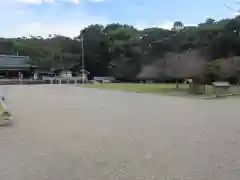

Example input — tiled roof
[0,55,31,67]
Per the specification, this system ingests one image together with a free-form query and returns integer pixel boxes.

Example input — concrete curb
[200,93,240,100]
[0,97,12,126]
[80,86,240,100]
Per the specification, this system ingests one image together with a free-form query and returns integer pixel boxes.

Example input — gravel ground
[0,85,240,180]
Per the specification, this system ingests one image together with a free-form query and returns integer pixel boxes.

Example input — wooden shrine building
[0,55,36,79]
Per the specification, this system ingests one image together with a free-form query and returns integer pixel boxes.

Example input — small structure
[59,70,73,78]
[78,69,90,80]
[0,55,35,79]
[93,76,116,83]
[33,72,38,80]
[212,81,231,97]
[36,70,55,79]
[42,69,90,84]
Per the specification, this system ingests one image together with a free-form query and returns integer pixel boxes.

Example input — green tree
[172,21,184,32]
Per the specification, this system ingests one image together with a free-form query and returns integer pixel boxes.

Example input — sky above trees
[0,0,238,37]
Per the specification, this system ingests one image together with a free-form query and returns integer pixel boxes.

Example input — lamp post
[77,36,85,84]
[80,36,85,84]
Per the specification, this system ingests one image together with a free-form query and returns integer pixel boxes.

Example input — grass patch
[84,83,182,93]
[84,83,240,98]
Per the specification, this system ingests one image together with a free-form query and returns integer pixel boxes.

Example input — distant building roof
[0,55,34,70]
[79,69,90,74]
[94,76,116,81]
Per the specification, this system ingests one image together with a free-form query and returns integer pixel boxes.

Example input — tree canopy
[1,16,240,80]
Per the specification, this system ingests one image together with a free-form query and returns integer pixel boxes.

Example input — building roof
[0,55,34,70]
[94,76,116,81]
[79,69,90,74]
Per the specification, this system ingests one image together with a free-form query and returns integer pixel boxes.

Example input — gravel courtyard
[0,85,240,180]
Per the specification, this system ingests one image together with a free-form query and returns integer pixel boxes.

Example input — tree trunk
[189,77,204,94]
[176,81,179,89]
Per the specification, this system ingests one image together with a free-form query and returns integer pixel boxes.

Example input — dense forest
[1,15,240,81]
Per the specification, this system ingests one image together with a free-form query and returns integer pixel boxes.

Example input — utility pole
[224,3,240,14]
[80,36,85,84]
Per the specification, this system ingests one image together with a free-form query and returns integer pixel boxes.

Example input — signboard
[212,81,230,88]
[18,72,23,80]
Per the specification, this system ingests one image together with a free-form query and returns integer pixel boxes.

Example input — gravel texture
[0,85,240,180]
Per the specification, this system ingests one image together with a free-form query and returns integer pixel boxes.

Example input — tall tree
[172,21,184,32]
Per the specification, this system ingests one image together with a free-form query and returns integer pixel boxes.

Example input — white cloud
[89,0,105,2]
[5,17,108,38]
[16,0,77,3]
[0,0,108,37]
[158,21,175,30]
[231,11,240,17]
[135,21,173,30]
[15,0,105,4]
[0,0,197,38]
[135,21,195,30]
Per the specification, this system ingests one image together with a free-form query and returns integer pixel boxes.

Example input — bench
[212,81,231,97]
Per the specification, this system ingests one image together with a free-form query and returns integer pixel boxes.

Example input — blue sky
[0,0,238,37]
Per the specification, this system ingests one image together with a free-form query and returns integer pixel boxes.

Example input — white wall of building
[59,71,72,78]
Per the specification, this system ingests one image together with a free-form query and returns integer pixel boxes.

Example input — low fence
[0,77,87,85]
[42,77,86,84]
[0,79,45,85]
